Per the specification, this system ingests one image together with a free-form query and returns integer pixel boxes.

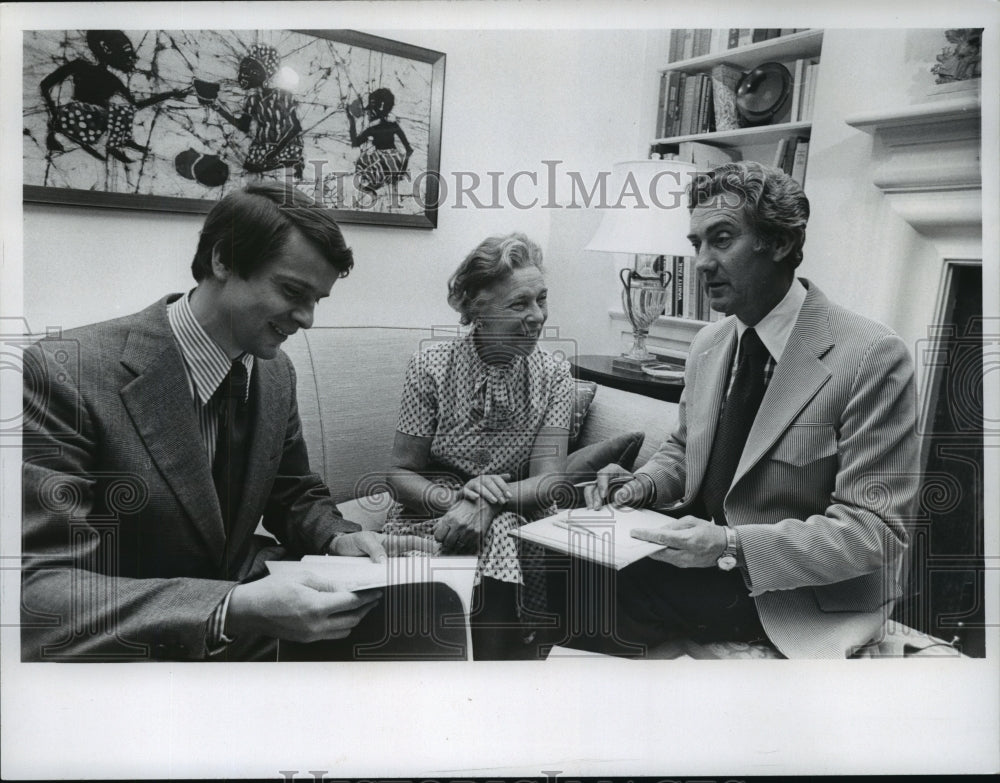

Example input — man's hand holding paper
[630,515,728,568]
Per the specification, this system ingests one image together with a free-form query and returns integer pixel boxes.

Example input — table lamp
[585,159,696,365]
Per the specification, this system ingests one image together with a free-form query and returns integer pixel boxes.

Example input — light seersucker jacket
[637,279,920,658]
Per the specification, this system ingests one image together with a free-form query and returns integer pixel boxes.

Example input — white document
[511,506,670,569]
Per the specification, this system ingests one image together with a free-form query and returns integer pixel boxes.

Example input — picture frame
[22,29,446,228]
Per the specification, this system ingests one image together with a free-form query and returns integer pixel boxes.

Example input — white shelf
[845,94,981,134]
[654,120,812,148]
[660,29,824,74]
[610,310,709,330]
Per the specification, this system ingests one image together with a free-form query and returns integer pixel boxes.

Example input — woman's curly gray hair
[688,160,810,268]
[447,232,544,325]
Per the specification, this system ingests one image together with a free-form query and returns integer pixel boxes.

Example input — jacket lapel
[119,300,227,559]
[732,281,835,484]
[684,320,737,502]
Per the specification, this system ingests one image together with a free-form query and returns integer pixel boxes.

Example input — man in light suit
[21,184,434,661]
[583,161,919,659]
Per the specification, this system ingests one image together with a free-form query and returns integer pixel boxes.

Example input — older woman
[383,233,573,659]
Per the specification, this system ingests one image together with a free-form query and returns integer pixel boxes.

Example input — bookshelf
[655,28,824,160]
[642,28,825,343]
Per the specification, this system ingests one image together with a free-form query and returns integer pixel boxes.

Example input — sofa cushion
[576,384,679,468]
[566,431,645,480]
[569,380,598,446]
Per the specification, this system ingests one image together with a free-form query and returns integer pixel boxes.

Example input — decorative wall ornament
[931,28,982,83]
[23,29,446,228]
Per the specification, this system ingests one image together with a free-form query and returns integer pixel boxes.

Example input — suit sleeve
[631,335,705,505]
[21,341,233,661]
[737,333,919,594]
[259,357,360,555]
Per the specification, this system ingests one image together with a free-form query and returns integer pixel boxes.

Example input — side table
[569,355,684,403]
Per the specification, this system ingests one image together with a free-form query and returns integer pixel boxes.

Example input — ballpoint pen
[552,517,599,537]
[572,476,635,491]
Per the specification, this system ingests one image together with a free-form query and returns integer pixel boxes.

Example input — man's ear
[771,233,796,265]
[209,242,232,282]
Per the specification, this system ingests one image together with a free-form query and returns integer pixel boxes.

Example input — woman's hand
[461,473,513,505]
[433,498,498,554]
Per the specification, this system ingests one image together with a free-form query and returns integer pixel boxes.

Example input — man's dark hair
[191,183,354,281]
[688,160,810,268]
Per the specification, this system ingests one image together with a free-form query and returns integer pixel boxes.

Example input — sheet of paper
[511,506,670,569]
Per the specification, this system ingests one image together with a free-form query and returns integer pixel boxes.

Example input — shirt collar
[734,278,807,363]
[167,291,254,405]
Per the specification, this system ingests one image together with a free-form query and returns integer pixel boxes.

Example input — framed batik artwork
[23,28,446,228]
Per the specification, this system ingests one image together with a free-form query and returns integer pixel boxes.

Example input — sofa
[282,326,960,659]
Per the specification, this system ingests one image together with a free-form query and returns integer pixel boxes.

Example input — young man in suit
[21,183,435,661]
[583,161,920,658]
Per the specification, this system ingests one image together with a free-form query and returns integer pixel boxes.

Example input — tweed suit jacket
[21,295,359,661]
[636,280,920,658]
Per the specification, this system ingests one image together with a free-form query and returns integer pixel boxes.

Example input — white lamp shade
[584,159,697,257]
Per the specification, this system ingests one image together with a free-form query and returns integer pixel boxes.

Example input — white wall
[23,29,654,353]
[794,29,967,355]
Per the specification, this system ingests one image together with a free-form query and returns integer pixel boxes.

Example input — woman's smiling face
[473,266,548,358]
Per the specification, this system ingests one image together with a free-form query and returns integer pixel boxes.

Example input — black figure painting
[23,29,446,228]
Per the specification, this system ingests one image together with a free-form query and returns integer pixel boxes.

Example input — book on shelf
[692,28,713,58]
[737,29,754,47]
[752,29,781,43]
[800,59,819,122]
[668,29,681,62]
[694,74,709,134]
[781,55,821,123]
[773,137,788,169]
[656,72,668,137]
[700,73,715,133]
[681,29,695,61]
[790,137,810,185]
[672,256,685,317]
[666,72,684,137]
[710,28,728,56]
[789,58,805,121]
[680,73,698,135]
[782,136,798,175]
[684,256,700,320]
[727,29,741,49]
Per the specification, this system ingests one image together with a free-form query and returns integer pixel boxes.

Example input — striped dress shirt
[727,277,807,399]
[166,293,254,652]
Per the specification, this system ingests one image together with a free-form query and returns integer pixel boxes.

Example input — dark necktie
[699,328,770,527]
[212,360,250,539]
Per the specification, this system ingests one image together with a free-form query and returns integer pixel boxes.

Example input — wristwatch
[716,525,740,571]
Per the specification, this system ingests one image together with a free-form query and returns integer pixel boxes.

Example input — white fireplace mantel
[845,95,982,250]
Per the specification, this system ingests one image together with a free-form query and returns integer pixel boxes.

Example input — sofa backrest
[283,326,441,504]
[284,326,682,503]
